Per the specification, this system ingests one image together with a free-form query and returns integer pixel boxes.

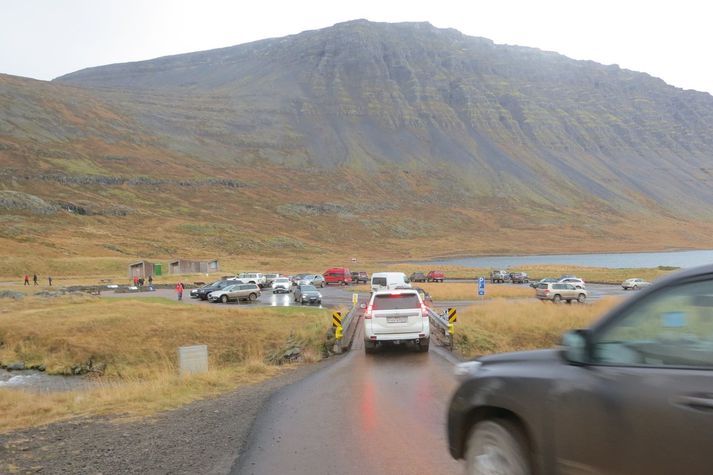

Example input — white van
[371,272,411,292]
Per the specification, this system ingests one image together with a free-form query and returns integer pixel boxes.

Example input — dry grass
[0,296,330,432]
[417,282,532,300]
[454,298,621,358]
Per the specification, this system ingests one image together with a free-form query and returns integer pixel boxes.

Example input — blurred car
[291,273,309,286]
[530,277,557,288]
[412,287,433,306]
[192,279,238,300]
[427,270,445,282]
[410,272,427,283]
[536,282,588,303]
[448,265,713,475]
[238,272,266,287]
[351,271,369,284]
[557,277,586,289]
[509,271,529,284]
[208,283,261,303]
[271,277,292,293]
[293,285,322,305]
[622,278,652,290]
[297,274,325,287]
[490,270,509,283]
[323,267,352,285]
[263,273,281,286]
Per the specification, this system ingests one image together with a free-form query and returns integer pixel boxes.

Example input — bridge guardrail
[333,301,361,353]
[426,306,454,350]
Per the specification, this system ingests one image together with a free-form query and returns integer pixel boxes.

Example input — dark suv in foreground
[448,265,713,475]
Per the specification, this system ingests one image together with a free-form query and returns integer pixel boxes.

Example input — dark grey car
[448,264,713,475]
[293,285,322,305]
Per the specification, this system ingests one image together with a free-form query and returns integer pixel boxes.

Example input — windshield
[373,293,420,310]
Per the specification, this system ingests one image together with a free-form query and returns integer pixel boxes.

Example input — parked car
[509,271,529,283]
[409,272,427,283]
[271,277,292,293]
[323,267,352,286]
[351,271,369,284]
[263,273,281,286]
[622,278,652,290]
[557,277,586,289]
[490,270,509,283]
[297,274,325,288]
[530,277,557,288]
[293,285,322,305]
[426,270,445,282]
[536,282,588,303]
[291,273,309,286]
[237,272,266,287]
[448,264,713,475]
[371,272,411,292]
[412,287,433,306]
[363,288,429,353]
[208,283,261,303]
[193,279,237,300]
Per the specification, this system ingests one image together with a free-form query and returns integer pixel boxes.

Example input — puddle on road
[0,368,94,393]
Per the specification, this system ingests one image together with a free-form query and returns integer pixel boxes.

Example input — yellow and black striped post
[332,311,343,340]
[447,307,457,323]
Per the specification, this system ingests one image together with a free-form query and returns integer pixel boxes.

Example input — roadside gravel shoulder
[0,359,338,475]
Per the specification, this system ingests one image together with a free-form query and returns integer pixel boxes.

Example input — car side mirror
[359,303,366,309]
[561,329,591,365]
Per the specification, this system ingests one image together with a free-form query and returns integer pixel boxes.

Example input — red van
[323,267,352,285]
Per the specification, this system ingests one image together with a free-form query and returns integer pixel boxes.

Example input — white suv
[238,272,266,286]
[363,289,430,353]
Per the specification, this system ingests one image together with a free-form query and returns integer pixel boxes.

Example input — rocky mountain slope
[2,20,713,264]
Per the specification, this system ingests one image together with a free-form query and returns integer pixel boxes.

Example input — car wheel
[465,419,531,475]
[417,338,430,352]
[633,285,639,290]
[364,340,377,354]
[552,294,562,304]
[577,293,586,303]
[221,295,228,304]
[249,293,257,301]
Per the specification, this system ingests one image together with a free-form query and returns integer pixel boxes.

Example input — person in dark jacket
[48,276,53,286]
[33,274,38,286]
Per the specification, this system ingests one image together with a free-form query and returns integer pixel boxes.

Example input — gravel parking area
[0,360,335,475]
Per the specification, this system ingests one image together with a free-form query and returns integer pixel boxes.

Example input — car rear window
[373,293,420,310]
[372,277,387,286]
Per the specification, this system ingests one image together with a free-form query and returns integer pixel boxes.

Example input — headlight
[454,361,482,382]
[317,293,322,298]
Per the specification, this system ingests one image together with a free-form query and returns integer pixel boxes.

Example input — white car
[370,272,411,292]
[238,272,266,286]
[363,289,429,353]
[271,277,292,293]
[557,277,586,289]
[622,278,651,290]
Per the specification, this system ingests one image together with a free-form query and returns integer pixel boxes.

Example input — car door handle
[672,395,713,411]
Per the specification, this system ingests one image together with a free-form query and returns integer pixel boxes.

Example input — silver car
[622,278,651,290]
[208,283,261,303]
[271,277,292,293]
[297,274,325,288]
[536,282,588,303]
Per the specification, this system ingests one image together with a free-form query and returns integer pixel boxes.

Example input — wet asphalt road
[233,317,462,475]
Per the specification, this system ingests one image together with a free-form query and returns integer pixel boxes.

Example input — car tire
[552,294,562,304]
[249,293,257,301]
[364,340,377,354]
[577,293,586,303]
[418,338,430,352]
[320,281,325,288]
[465,419,531,475]
[633,285,638,290]
[221,295,228,304]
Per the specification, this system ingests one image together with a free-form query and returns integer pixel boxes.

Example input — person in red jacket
[24,274,30,286]
[176,282,184,301]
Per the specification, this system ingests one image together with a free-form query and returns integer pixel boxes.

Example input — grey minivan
[448,264,713,475]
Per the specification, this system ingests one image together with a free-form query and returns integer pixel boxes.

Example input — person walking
[133,276,139,287]
[148,275,153,286]
[48,276,53,286]
[24,274,30,286]
[176,282,184,301]
[33,274,38,286]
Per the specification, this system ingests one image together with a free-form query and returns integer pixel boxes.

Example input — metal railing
[333,303,361,353]
[426,306,453,350]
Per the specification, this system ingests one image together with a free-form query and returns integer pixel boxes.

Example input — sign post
[478,277,486,301]
[332,311,343,340]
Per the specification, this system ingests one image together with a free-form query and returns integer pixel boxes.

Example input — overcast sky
[2,0,712,93]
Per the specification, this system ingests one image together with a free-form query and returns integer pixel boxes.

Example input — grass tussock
[454,298,620,358]
[0,296,330,432]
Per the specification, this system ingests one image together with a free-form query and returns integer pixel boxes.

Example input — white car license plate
[387,317,407,323]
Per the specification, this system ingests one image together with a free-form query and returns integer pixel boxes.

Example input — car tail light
[364,303,373,319]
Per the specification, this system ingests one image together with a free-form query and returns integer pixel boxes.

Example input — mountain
[2,20,713,268]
